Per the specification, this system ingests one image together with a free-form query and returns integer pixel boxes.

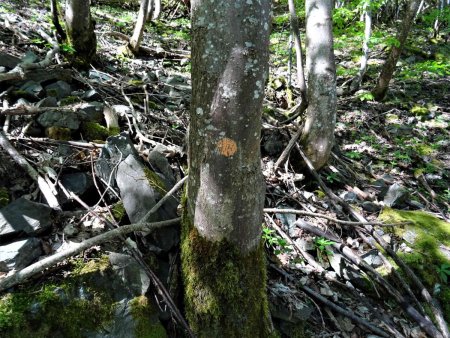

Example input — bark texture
[181,0,273,336]
[65,0,96,67]
[372,0,421,101]
[129,0,150,53]
[301,0,336,170]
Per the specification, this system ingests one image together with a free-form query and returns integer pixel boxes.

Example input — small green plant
[60,43,75,54]
[262,226,291,255]
[314,237,335,256]
[345,151,362,160]
[437,263,450,283]
[357,91,374,102]
[326,172,341,184]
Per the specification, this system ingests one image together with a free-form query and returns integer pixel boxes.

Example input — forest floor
[0,1,449,337]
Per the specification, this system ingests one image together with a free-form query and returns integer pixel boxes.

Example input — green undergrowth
[129,295,167,338]
[378,208,450,323]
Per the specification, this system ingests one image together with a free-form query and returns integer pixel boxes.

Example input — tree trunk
[300,0,336,170]
[350,0,372,93]
[288,0,307,103]
[129,0,150,53]
[181,1,273,337]
[65,0,96,67]
[372,0,421,101]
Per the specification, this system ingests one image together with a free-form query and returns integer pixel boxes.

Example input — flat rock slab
[0,238,42,272]
[0,198,53,238]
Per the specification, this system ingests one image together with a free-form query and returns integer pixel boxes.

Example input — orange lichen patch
[217,137,237,157]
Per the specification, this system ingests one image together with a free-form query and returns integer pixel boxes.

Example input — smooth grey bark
[288,0,307,103]
[181,0,272,336]
[372,0,421,101]
[65,0,96,67]
[300,0,336,170]
[130,0,151,53]
[187,0,270,252]
[350,0,372,92]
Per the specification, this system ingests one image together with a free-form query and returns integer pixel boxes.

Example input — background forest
[0,0,449,337]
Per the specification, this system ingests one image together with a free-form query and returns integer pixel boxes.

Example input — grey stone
[342,191,358,203]
[361,250,383,268]
[275,209,297,237]
[384,183,409,207]
[148,149,175,186]
[45,80,72,99]
[95,133,140,189]
[89,70,111,82]
[0,238,42,272]
[61,172,93,196]
[402,229,418,244]
[109,252,150,296]
[116,154,178,252]
[408,200,425,210]
[37,110,81,130]
[79,102,105,122]
[329,253,361,280]
[19,80,44,98]
[36,96,58,108]
[0,198,53,238]
[82,89,102,101]
[21,51,38,64]
[361,201,381,213]
[269,282,313,323]
[0,51,21,69]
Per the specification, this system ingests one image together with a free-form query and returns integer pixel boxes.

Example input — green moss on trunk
[181,208,273,337]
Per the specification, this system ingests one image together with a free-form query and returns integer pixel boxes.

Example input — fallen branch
[0,218,180,292]
[296,219,444,338]
[264,208,406,226]
[270,264,391,338]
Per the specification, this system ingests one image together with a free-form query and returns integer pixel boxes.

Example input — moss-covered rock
[81,121,119,141]
[129,296,167,338]
[378,208,450,323]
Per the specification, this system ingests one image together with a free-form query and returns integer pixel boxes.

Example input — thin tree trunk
[372,0,421,101]
[350,0,372,93]
[300,0,336,170]
[182,0,273,336]
[65,0,96,67]
[51,0,66,42]
[288,0,307,103]
[129,0,150,53]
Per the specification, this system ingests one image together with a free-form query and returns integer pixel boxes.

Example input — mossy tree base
[181,213,274,338]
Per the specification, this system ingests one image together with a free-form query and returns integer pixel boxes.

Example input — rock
[35,96,58,108]
[116,154,179,252]
[263,131,284,156]
[79,102,105,122]
[329,253,361,280]
[45,80,72,99]
[37,110,81,130]
[109,252,151,297]
[361,201,381,213]
[60,172,94,197]
[0,198,53,238]
[95,133,140,189]
[89,70,112,82]
[63,224,78,237]
[0,238,42,272]
[383,183,409,207]
[408,200,425,210]
[0,51,21,69]
[82,89,102,101]
[148,149,175,186]
[19,80,44,98]
[402,229,418,244]
[269,282,313,323]
[275,208,297,237]
[361,250,383,268]
[341,191,357,203]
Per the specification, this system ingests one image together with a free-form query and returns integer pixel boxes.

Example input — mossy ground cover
[379,208,450,323]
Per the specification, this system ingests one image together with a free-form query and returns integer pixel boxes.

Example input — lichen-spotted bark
[182,0,273,336]
[300,0,336,170]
